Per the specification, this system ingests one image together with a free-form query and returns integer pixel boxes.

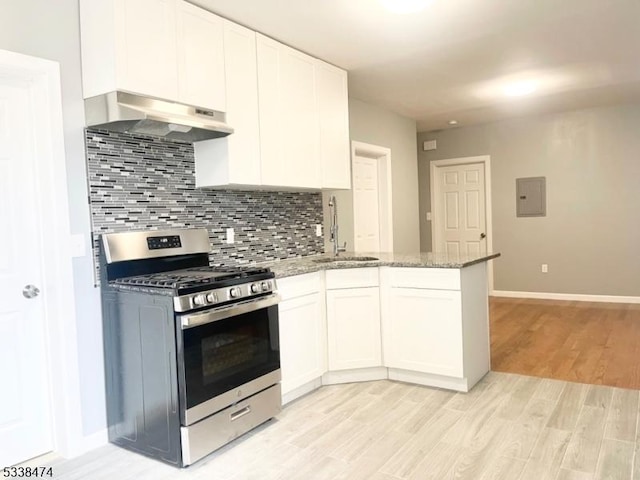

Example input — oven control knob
[261,281,270,292]
[229,287,241,298]
[250,283,260,294]
[193,294,207,306]
[206,292,216,304]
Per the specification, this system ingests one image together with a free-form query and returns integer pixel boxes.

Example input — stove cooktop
[112,266,273,293]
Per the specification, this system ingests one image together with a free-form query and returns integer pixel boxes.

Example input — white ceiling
[190,0,640,132]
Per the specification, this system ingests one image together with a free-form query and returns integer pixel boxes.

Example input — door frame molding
[351,141,393,252]
[0,49,84,459]
[430,155,494,292]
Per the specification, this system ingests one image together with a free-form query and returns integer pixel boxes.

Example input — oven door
[177,294,280,426]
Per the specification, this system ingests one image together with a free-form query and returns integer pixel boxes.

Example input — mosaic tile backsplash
[86,128,324,279]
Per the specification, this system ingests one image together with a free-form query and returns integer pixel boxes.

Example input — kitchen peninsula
[260,252,500,404]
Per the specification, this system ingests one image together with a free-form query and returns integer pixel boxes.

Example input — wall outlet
[226,228,235,244]
[426,212,432,221]
[315,224,322,237]
[541,264,548,273]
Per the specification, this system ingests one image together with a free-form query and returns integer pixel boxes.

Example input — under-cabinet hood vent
[84,91,233,142]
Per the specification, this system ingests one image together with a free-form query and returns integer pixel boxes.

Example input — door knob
[480,233,486,239]
[22,285,40,299]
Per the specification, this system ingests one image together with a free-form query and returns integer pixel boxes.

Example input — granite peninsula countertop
[258,251,500,279]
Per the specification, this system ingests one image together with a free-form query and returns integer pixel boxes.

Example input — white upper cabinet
[221,20,261,184]
[256,35,282,187]
[257,34,321,189]
[316,61,351,189]
[80,0,226,111]
[176,1,226,111]
[81,1,350,190]
[114,0,178,101]
[194,20,261,187]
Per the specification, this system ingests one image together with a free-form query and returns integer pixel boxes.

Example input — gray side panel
[102,291,182,466]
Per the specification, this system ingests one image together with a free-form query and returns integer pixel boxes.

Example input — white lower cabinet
[382,287,463,377]
[326,287,381,371]
[276,263,489,399]
[277,274,326,401]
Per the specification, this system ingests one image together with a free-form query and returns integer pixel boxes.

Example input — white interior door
[0,81,53,466]
[353,154,381,252]
[434,162,486,256]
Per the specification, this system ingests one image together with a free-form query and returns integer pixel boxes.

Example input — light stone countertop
[257,251,501,279]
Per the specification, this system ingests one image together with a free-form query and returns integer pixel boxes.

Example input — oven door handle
[180,293,280,329]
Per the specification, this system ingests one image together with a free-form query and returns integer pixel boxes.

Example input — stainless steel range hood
[84,91,234,142]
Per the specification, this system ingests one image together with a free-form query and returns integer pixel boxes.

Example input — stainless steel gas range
[99,228,281,467]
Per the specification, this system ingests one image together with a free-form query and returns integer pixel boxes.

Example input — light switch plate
[315,224,322,237]
[226,228,234,244]
[423,140,437,151]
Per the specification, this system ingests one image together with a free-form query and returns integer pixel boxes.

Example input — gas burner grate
[111,267,272,291]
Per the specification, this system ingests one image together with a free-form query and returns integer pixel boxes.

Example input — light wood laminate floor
[39,373,640,480]
[490,297,640,390]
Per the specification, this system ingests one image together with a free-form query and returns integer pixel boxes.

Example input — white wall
[324,97,420,253]
[0,0,106,435]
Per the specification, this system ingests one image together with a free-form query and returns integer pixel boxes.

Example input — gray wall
[0,0,106,434]
[324,97,420,253]
[418,103,640,296]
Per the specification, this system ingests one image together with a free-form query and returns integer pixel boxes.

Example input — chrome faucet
[328,195,347,256]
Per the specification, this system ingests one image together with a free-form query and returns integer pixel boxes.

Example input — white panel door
[115,0,178,100]
[176,1,226,111]
[434,163,486,256]
[316,60,350,189]
[0,83,53,466]
[382,288,463,377]
[353,155,381,252]
[278,293,327,394]
[326,287,381,371]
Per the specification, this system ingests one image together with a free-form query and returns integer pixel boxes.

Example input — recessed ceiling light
[378,0,431,14]
[448,120,458,125]
[503,81,537,97]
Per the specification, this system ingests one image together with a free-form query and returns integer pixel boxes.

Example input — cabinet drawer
[277,272,322,300]
[325,268,379,289]
[382,267,460,291]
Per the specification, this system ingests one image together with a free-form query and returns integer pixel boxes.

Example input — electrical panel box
[516,177,546,217]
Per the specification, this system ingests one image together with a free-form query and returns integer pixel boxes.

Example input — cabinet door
[223,20,261,184]
[115,0,178,100]
[279,44,320,188]
[316,61,351,189]
[278,293,327,394]
[176,1,226,111]
[326,287,381,371]
[383,288,463,377]
[257,34,320,188]
[256,34,282,186]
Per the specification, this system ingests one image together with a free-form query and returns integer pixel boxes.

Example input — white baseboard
[75,429,108,456]
[491,290,640,304]
[281,378,323,405]
[322,367,388,385]
[388,368,471,392]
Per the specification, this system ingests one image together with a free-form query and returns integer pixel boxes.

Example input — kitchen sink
[312,256,379,263]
